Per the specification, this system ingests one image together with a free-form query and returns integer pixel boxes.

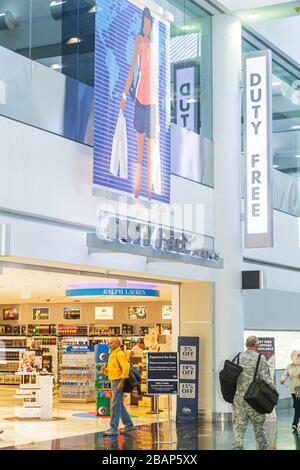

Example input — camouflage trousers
[232,394,269,450]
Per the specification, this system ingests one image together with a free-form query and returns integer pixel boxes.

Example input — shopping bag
[244,354,279,414]
[110,111,128,179]
[152,138,161,195]
[219,353,243,404]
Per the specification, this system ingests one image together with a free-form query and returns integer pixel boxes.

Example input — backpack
[116,351,142,393]
[123,366,142,393]
[219,353,243,404]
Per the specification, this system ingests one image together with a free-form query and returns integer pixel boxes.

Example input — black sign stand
[146,395,163,414]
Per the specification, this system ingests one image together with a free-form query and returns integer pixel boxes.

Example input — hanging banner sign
[174,62,199,134]
[176,337,199,421]
[245,50,273,248]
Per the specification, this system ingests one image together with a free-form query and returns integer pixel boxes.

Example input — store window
[0,0,212,153]
[154,0,213,141]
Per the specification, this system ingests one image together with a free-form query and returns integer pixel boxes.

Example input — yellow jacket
[107,347,129,381]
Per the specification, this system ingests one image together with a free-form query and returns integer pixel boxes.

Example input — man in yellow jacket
[102,337,136,437]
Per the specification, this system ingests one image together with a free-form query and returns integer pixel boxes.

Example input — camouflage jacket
[235,350,276,395]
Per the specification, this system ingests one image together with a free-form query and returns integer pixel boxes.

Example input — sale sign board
[177,337,199,421]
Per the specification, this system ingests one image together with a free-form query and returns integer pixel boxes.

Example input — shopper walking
[102,337,136,437]
[280,350,300,433]
[232,336,277,450]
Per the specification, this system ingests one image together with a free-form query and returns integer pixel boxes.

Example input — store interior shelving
[0,321,172,400]
[59,350,95,403]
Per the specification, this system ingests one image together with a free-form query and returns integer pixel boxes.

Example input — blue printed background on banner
[94,0,171,203]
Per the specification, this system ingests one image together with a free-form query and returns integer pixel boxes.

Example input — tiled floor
[0,407,299,450]
[0,400,168,450]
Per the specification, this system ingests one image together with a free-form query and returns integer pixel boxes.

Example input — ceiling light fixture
[66,37,82,45]
[0,11,16,31]
[242,13,261,21]
[290,125,300,130]
[50,63,64,70]
[295,155,300,158]
[181,24,197,32]
[273,164,279,169]
[50,0,68,21]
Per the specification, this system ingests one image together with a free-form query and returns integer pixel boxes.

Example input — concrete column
[212,14,244,420]
[179,282,213,414]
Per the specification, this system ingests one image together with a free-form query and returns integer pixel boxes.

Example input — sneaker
[292,424,298,433]
[120,426,137,435]
[0,430,3,434]
[102,430,118,437]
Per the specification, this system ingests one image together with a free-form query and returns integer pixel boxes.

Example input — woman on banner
[280,350,300,433]
[120,7,160,201]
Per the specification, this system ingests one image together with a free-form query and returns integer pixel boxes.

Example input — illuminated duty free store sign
[245,50,273,248]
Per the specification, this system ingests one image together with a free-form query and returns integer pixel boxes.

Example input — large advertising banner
[94,0,171,203]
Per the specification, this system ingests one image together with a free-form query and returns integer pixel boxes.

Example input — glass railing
[0,45,93,145]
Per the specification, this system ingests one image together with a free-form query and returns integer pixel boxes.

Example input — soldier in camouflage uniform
[232,336,277,450]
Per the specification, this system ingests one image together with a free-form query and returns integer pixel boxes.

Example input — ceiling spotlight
[50,1,68,21]
[66,37,82,45]
[273,164,279,169]
[181,24,197,32]
[50,63,65,70]
[242,13,261,21]
[0,11,16,31]
[20,291,31,300]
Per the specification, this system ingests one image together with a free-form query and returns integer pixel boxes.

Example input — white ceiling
[0,267,172,304]
[219,0,294,11]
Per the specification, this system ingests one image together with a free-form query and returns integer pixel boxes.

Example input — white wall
[243,210,300,268]
[218,0,291,11]
[0,115,215,237]
[244,289,300,331]
[243,261,300,293]
[253,17,300,65]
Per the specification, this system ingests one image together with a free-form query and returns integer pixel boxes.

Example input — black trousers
[292,394,300,426]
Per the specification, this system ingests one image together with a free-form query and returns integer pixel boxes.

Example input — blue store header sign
[146,352,178,395]
[177,337,199,421]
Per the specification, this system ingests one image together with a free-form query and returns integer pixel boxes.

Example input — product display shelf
[58,350,95,403]
[27,325,57,337]
[0,337,27,348]
[14,372,54,419]
[89,325,121,337]
[0,347,26,385]
[0,326,27,336]
[57,337,89,386]
[14,372,40,418]
[57,325,89,337]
